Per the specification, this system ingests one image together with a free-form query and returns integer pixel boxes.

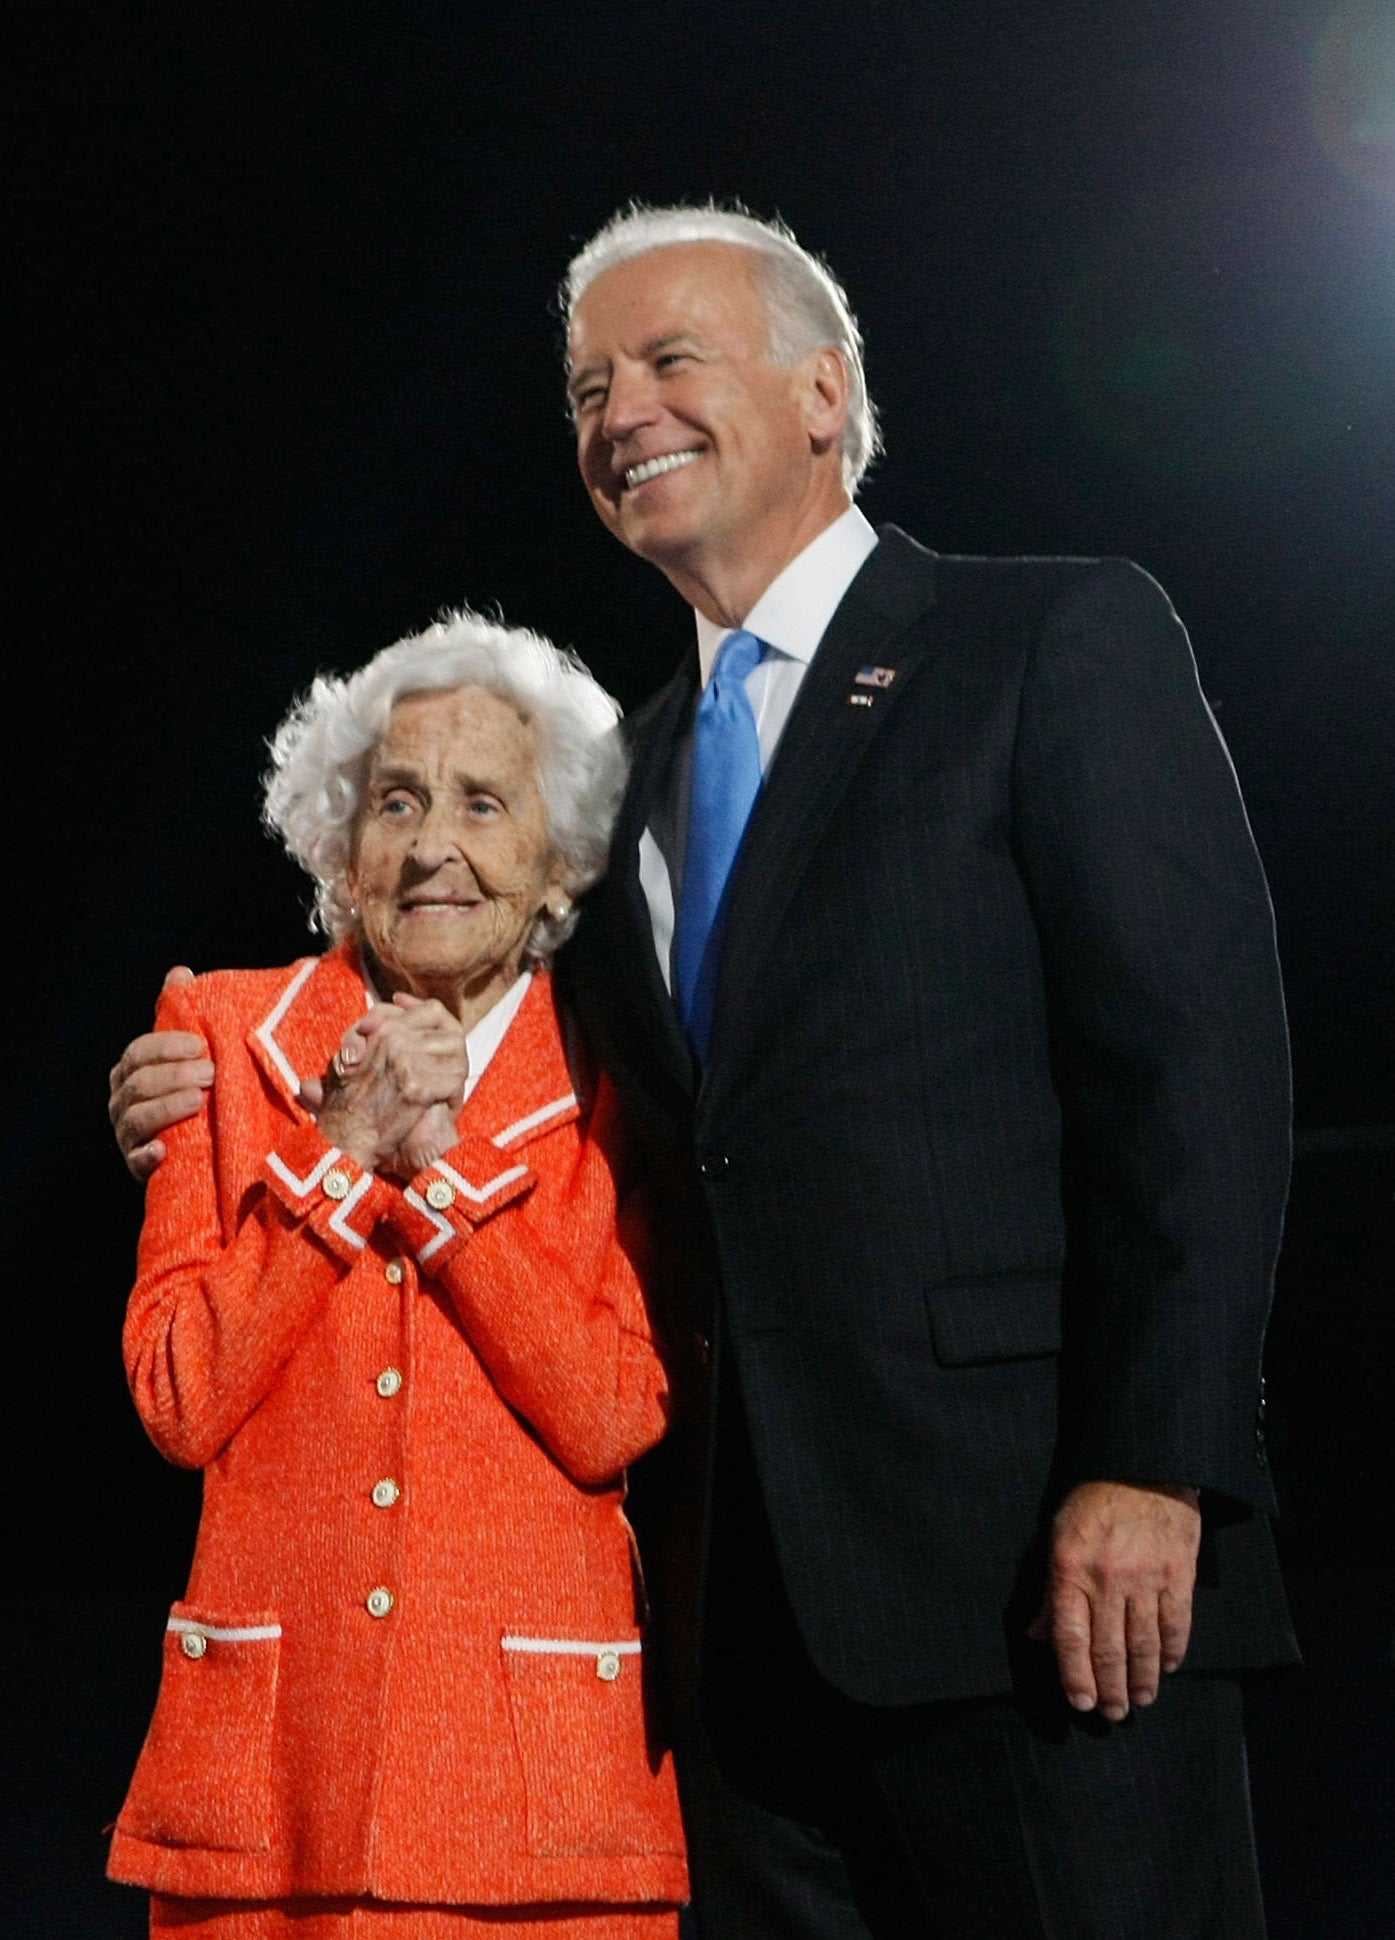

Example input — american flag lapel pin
[847,664,898,707]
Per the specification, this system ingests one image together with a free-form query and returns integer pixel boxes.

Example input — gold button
[596,1649,622,1681]
[366,1587,394,1619]
[180,1631,207,1660]
[323,1168,352,1201]
[376,1367,403,1398]
[424,1177,455,1211]
[371,1478,400,1509]
[384,1259,405,1285]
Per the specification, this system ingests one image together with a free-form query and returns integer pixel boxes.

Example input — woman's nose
[408,808,468,868]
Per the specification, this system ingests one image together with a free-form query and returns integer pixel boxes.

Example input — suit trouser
[681,1373,1268,1940]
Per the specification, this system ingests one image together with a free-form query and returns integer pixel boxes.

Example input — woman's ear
[541,857,573,927]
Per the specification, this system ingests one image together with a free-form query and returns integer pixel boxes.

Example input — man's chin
[612,505,704,571]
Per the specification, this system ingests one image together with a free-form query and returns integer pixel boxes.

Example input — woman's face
[347,686,568,1025]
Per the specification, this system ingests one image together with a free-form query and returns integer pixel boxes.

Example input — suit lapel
[591,657,700,1106]
[461,971,583,1149]
[245,943,374,1111]
[702,529,940,1090]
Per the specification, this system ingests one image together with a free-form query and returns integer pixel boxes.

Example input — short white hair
[563,201,881,494]
[262,609,626,964]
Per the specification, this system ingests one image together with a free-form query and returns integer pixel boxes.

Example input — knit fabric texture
[109,945,686,1911]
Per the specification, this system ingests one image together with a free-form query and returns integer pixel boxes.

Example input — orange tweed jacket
[108,945,687,1908]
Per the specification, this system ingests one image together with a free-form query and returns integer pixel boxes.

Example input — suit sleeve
[124,980,395,1469]
[1013,559,1290,1508]
[383,1070,672,1486]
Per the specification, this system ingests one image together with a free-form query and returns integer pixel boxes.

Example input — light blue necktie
[674,629,766,1059]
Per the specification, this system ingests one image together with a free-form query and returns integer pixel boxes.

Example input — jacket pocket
[925,1274,1062,1366]
[501,1633,680,1858]
[117,1602,281,1852]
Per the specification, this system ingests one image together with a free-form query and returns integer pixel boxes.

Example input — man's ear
[802,346,850,455]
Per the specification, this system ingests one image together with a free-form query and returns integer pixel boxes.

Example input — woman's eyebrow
[450,767,509,797]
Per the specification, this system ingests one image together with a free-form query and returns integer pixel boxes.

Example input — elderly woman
[107,612,687,1939]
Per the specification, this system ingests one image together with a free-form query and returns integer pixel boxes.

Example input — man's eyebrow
[567,332,703,396]
[642,331,701,356]
[566,358,607,398]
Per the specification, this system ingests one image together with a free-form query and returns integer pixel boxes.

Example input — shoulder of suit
[876,522,1141,581]
[179,957,317,1001]
[872,526,1166,611]
[165,954,338,1031]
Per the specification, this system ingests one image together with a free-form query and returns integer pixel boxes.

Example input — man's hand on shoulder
[108,965,213,1181]
[1029,1478,1201,1723]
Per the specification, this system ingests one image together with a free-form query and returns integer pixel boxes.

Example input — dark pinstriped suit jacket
[565,525,1297,1709]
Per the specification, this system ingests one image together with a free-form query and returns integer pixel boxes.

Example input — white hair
[563,201,882,494]
[262,609,627,964]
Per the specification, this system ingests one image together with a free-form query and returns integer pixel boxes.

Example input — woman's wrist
[314,1105,383,1173]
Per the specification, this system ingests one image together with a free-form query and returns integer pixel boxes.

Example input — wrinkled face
[348,687,567,1017]
[567,242,826,583]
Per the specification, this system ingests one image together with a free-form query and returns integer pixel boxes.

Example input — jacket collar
[464,968,583,1151]
[245,942,581,1150]
[246,943,373,1114]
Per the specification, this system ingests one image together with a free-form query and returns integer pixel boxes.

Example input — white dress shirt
[639,505,880,990]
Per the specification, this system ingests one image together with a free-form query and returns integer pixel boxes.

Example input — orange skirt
[149,1898,681,1939]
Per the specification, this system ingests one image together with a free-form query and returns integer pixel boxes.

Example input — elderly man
[112,205,1295,1938]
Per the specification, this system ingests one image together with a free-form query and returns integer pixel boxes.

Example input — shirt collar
[694,505,879,685]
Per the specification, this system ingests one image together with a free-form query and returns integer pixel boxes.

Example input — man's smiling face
[567,242,845,612]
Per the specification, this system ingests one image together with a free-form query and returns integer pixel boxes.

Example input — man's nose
[600,361,659,443]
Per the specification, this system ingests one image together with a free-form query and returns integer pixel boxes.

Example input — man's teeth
[624,450,701,490]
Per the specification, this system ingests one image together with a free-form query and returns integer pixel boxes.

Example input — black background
[8,3,1393,1932]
